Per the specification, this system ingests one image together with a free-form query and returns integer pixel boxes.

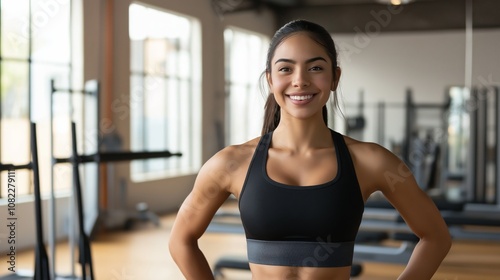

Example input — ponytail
[322,105,328,126]
[261,94,280,135]
[261,94,329,135]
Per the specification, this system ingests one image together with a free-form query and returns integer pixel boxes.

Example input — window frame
[224,26,270,146]
[0,0,74,198]
[128,3,202,182]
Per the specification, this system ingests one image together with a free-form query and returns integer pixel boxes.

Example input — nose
[292,68,310,88]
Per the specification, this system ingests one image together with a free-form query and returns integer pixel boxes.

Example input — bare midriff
[249,263,351,280]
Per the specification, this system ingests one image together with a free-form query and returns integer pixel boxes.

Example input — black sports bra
[238,129,364,267]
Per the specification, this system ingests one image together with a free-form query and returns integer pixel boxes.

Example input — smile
[288,94,314,101]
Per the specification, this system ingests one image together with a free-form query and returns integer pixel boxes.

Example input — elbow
[168,235,178,261]
[437,236,452,262]
[439,226,452,254]
[436,237,452,259]
[168,237,177,257]
[442,232,452,255]
[422,229,452,258]
[168,231,185,261]
[168,232,197,261]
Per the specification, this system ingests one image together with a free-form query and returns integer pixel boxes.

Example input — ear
[266,71,273,88]
[331,67,342,91]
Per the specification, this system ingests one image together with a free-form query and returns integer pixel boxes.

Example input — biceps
[175,185,230,239]
[369,149,447,238]
[383,182,444,238]
[379,159,415,193]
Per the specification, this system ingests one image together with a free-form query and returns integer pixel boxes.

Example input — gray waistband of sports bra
[246,239,354,267]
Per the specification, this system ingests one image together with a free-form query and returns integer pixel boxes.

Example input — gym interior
[0,0,500,279]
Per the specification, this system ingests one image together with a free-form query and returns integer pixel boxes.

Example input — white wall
[335,29,500,103]
[333,29,500,144]
[0,195,72,253]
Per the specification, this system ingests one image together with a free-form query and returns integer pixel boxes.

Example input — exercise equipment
[345,90,366,141]
[70,122,95,280]
[363,199,500,241]
[402,88,450,192]
[343,94,405,152]
[48,79,98,279]
[0,78,183,280]
[359,85,500,267]
[352,85,500,271]
[344,89,450,192]
[32,123,51,280]
[465,86,500,207]
[48,79,183,279]
[0,124,50,280]
[344,85,500,208]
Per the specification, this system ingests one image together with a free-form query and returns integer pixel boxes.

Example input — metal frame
[466,85,500,211]
[32,122,50,280]
[48,79,183,279]
[496,86,500,207]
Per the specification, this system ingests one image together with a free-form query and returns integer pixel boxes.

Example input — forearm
[398,237,451,280]
[170,240,215,280]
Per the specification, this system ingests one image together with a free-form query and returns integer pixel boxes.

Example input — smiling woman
[260,21,342,135]
[265,33,340,127]
[169,19,451,280]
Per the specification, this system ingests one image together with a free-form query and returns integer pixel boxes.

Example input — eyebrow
[274,56,327,65]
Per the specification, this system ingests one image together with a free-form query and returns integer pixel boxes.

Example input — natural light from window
[129,3,201,181]
[224,27,269,145]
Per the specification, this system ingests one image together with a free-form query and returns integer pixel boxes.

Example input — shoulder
[342,134,396,164]
[341,134,409,192]
[197,136,261,191]
[210,136,260,167]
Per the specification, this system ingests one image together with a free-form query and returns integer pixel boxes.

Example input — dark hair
[261,19,340,135]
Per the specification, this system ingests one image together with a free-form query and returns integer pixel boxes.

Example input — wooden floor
[1,209,500,280]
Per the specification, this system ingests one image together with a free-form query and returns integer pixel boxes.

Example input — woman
[169,19,451,280]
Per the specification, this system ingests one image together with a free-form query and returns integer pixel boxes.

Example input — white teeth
[289,95,313,101]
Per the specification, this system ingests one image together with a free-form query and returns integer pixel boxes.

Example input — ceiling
[223,0,500,33]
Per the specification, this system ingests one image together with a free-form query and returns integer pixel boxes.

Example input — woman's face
[267,32,340,122]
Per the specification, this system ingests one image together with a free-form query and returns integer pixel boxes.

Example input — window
[224,27,269,145]
[0,0,74,198]
[129,3,201,181]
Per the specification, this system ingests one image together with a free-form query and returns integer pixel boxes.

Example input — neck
[272,117,332,152]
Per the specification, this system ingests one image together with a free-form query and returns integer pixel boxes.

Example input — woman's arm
[360,143,452,279]
[169,150,233,279]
